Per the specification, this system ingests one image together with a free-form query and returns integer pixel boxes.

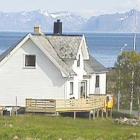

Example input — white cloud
[129,0,140,7]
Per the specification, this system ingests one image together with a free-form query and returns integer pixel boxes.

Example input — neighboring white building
[0,21,107,106]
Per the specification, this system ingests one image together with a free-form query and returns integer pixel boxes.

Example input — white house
[0,20,107,106]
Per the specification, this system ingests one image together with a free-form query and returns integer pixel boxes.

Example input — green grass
[0,115,140,140]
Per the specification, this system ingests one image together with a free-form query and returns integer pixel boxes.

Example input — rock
[9,124,13,128]
[114,118,140,126]
[123,117,128,122]
[128,133,137,140]
[13,135,19,140]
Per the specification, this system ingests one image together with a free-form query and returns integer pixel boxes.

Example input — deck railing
[26,99,56,113]
[56,95,105,112]
[26,95,106,113]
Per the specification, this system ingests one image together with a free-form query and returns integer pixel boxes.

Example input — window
[70,82,74,95]
[80,81,87,98]
[25,55,36,67]
[77,55,80,67]
[95,75,100,88]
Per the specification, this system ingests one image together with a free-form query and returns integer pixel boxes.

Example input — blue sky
[0,0,140,15]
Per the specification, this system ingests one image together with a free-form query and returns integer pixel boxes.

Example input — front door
[79,81,87,98]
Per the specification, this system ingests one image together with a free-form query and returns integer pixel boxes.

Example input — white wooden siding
[0,39,66,106]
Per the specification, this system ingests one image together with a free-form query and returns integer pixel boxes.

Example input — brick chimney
[34,25,42,35]
[53,19,62,35]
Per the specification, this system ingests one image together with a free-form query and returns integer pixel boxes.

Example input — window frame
[24,54,36,69]
[70,82,74,95]
[95,75,100,88]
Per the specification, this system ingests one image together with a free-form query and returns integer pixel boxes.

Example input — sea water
[0,32,140,68]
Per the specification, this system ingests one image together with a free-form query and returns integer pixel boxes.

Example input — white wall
[0,39,66,106]
[89,74,96,95]
[99,73,106,94]
[89,73,106,95]
[66,39,107,99]
[71,42,87,99]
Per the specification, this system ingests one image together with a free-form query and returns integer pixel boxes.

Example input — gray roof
[46,35,82,59]
[84,55,107,74]
[0,33,107,75]
[31,35,75,76]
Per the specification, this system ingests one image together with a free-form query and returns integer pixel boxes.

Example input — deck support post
[93,110,95,120]
[106,109,108,118]
[74,112,76,120]
[97,110,99,118]
[89,112,91,120]
[101,109,104,118]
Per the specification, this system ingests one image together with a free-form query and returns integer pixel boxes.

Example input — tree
[115,51,140,114]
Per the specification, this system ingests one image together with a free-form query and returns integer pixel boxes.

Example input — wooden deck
[26,95,106,113]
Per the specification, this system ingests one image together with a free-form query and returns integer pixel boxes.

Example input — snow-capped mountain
[0,9,140,33]
[84,9,140,32]
[0,10,86,32]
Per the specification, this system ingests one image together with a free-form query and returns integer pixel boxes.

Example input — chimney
[34,25,42,35]
[53,19,62,35]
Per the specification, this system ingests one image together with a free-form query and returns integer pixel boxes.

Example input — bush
[112,111,134,118]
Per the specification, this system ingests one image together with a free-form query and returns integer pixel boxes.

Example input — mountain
[84,9,140,33]
[0,9,139,33]
[0,10,87,32]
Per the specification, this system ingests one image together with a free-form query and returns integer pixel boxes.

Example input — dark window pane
[25,55,36,67]
[80,81,87,98]
[77,55,80,67]
[95,75,100,88]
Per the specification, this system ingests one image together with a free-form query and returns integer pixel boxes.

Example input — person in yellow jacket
[105,94,114,109]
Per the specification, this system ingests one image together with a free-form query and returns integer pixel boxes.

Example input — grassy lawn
[0,115,140,140]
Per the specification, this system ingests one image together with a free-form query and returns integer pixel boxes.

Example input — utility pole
[117,44,127,112]
[130,9,137,115]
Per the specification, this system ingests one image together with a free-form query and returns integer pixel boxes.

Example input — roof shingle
[84,55,107,74]
[46,35,82,59]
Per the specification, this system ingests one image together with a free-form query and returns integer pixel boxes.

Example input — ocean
[0,32,140,68]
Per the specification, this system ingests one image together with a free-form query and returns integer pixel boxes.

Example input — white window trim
[95,75,100,88]
[23,54,36,69]
[70,81,74,96]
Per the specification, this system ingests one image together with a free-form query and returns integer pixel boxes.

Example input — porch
[25,95,106,114]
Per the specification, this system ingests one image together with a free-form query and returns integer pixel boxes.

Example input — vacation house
[0,20,107,107]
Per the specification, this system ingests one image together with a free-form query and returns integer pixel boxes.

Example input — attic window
[77,55,80,67]
[25,55,36,67]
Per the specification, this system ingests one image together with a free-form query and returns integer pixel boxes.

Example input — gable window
[95,75,100,88]
[77,55,80,67]
[70,82,74,95]
[25,55,36,67]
